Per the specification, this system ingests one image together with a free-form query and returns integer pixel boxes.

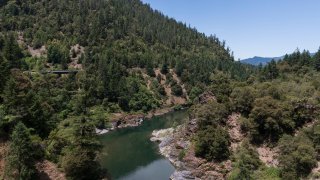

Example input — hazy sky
[141,0,320,59]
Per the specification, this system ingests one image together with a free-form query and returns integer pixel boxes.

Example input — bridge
[40,70,80,75]
[24,70,81,77]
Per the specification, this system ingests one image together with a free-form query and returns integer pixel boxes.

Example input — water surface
[99,110,188,180]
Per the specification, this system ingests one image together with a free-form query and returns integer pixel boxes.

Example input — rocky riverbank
[151,120,232,180]
[96,107,178,135]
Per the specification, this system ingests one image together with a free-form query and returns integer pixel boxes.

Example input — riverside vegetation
[0,0,320,179]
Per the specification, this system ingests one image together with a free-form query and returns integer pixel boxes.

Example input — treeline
[190,48,320,179]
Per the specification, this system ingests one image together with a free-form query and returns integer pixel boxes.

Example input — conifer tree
[5,122,36,180]
[314,48,320,71]
[61,117,104,180]
[3,34,23,69]
[0,55,9,93]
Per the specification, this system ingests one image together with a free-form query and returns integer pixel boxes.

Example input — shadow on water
[99,110,188,180]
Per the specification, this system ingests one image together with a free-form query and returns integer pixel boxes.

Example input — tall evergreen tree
[3,34,23,69]
[61,116,104,180]
[5,122,36,180]
[0,55,9,93]
[314,48,320,71]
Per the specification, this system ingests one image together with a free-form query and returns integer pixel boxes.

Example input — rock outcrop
[197,91,216,104]
[256,145,279,167]
[151,124,232,180]
[227,113,244,151]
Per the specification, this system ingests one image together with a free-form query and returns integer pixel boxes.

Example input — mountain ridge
[241,53,316,65]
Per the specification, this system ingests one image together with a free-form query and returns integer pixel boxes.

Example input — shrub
[178,150,186,161]
[195,126,230,161]
[195,101,229,130]
[172,83,183,96]
[248,96,294,143]
[230,86,256,116]
[228,141,261,180]
[278,134,317,179]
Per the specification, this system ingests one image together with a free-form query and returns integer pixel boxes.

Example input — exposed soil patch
[312,162,320,175]
[170,69,189,100]
[154,69,167,85]
[127,68,188,106]
[28,45,47,57]
[256,145,279,167]
[17,32,47,57]
[68,44,84,70]
[198,91,216,104]
[0,141,8,178]
[155,69,187,106]
[36,160,66,180]
[226,113,244,152]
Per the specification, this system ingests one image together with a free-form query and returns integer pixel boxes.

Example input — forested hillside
[180,49,320,179]
[0,0,254,179]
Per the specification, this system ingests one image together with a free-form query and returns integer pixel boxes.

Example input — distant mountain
[241,56,283,66]
[241,53,316,66]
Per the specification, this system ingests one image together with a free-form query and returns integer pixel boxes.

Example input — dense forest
[190,49,320,179]
[0,0,253,179]
[1,0,319,180]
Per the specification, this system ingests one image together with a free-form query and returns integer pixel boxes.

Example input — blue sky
[141,0,320,59]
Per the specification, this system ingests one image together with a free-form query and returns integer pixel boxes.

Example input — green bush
[195,126,230,161]
[178,150,186,161]
[228,141,261,180]
[230,86,256,116]
[253,167,281,180]
[172,83,183,96]
[278,134,317,179]
[248,96,294,143]
[195,101,229,130]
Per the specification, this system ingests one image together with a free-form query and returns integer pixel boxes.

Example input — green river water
[99,110,188,180]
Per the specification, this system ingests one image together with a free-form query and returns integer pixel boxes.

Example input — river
[99,110,188,180]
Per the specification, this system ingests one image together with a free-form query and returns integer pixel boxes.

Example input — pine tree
[175,60,184,77]
[314,48,320,71]
[3,69,32,118]
[261,59,279,80]
[146,60,155,77]
[61,117,104,180]
[0,55,9,93]
[5,122,36,180]
[300,50,311,66]
[161,61,169,74]
[3,34,23,69]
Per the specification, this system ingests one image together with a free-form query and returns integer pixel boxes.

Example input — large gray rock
[170,170,194,180]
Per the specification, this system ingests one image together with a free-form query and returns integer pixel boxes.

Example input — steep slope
[0,0,254,113]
